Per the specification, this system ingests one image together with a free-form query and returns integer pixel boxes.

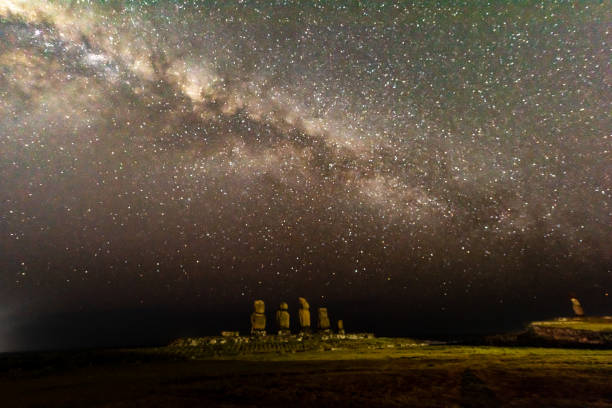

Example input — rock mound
[487,317,612,348]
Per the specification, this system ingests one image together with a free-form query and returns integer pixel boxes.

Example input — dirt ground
[1,345,611,407]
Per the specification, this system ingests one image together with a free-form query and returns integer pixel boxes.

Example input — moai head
[254,299,265,314]
[318,307,330,330]
[299,297,309,310]
[280,301,288,311]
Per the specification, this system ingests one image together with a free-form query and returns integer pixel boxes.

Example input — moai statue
[298,297,311,334]
[337,319,345,335]
[318,307,331,334]
[276,301,291,336]
[250,299,266,336]
[570,297,584,317]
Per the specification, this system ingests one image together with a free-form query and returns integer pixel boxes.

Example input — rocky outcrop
[526,324,612,347]
[486,317,612,348]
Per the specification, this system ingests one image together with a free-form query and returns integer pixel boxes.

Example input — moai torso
[318,307,330,331]
[570,298,584,316]
[298,297,311,330]
[251,299,266,335]
[337,319,345,334]
[276,301,290,334]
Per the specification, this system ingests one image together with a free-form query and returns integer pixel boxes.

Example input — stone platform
[165,333,429,358]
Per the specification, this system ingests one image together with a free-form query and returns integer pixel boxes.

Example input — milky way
[0,1,610,349]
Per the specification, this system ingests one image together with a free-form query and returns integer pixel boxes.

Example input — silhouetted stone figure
[570,297,584,317]
[298,297,311,334]
[276,301,290,335]
[318,307,331,333]
[251,299,266,336]
[337,319,345,335]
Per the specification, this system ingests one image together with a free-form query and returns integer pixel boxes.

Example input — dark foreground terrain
[1,340,611,408]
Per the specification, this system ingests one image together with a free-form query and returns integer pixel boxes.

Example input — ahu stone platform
[166,333,429,359]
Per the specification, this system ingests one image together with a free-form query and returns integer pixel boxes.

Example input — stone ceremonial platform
[165,333,432,359]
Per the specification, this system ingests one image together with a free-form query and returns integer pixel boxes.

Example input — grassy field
[1,343,610,407]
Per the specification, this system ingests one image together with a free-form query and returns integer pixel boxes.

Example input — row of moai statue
[250,297,345,336]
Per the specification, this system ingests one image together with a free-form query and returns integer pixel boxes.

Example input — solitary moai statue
[298,297,311,334]
[251,299,266,336]
[570,297,584,317]
[276,301,290,336]
[318,307,331,333]
[337,319,345,335]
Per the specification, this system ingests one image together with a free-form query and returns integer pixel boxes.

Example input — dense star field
[0,0,610,351]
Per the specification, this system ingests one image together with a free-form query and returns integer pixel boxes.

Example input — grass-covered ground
[530,317,612,332]
[1,342,610,407]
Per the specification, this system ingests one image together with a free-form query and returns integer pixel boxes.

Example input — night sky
[0,0,610,352]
